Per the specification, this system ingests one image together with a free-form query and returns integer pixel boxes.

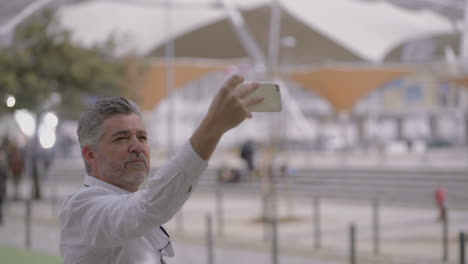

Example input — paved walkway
[0,195,341,264]
[1,149,467,264]
[1,183,467,264]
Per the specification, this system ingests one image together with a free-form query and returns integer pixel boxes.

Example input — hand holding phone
[245,82,282,112]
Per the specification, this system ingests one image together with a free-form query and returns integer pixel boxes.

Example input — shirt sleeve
[68,141,208,248]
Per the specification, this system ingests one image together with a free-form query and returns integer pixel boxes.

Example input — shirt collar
[84,175,131,195]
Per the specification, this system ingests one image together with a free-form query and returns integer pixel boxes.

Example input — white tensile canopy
[55,0,455,62]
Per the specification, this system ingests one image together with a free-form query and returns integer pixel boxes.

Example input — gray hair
[77,97,142,174]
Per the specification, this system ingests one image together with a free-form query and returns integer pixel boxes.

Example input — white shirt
[59,142,208,264]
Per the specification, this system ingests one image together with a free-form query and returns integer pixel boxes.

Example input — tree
[0,8,124,199]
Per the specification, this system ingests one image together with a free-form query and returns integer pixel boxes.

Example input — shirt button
[187,185,192,193]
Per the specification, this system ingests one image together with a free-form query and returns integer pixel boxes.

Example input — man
[240,139,255,180]
[0,139,7,225]
[6,140,24,200]
[59,75,262,264]
[434,184,447,222]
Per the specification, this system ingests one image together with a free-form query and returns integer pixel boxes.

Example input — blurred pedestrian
[59,75,264,264]
[434,184,447,222]
[0,140,8,225]
[240,139,256,181]
[7,140,25,200]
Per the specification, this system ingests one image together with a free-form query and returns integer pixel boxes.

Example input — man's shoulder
[60,186,117,212]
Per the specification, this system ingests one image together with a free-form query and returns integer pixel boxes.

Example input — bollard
[313,196,321,249]
[206,214,214,264]
[50,170,58,218]
[372,199,380,255]
[262,175,271,242]
[442,208,449,262]
[25,198,31,249]
[262,193,268,242]
[460,231,465,264]
[271,217,278,264]
[350,223,356,264]
[215,182,224,237]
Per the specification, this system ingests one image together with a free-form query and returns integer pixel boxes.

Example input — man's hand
[204,75,263,136]
[190,75,263,160]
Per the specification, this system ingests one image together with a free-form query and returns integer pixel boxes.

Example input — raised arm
[190,75,262,160]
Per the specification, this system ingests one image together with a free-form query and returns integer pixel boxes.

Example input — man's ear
[82,145,97,169]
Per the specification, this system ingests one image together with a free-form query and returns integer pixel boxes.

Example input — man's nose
[128,137,143,153]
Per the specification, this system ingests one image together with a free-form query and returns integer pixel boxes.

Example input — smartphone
[246,82,283,112]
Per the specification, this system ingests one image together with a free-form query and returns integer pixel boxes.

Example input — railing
[198,183,468,264]
[18,162,468,263]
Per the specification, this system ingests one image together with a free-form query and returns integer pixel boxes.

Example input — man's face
[92,113,150,192]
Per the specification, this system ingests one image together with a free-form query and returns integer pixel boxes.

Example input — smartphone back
[247,83,282,112]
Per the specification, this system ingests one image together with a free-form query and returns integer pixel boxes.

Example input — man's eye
[115,137,127,142]
[139,136,147,142]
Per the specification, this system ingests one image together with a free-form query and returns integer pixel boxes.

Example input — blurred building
[1,0,467,154]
